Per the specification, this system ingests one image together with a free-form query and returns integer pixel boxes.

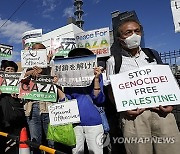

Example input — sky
[0,0,180,62]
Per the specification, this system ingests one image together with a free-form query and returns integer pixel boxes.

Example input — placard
[75,27,111,57]
[19,75,57,102]
[110,65,180,112]
[48,99,80,125]
[0,72,21,94]
[21,49,47,68]
[171,0,180,32]
[54,55,96,87]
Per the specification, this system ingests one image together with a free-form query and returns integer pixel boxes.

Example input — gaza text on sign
[75,27,110,57]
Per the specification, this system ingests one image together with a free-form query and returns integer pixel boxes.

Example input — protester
[0,60,26,154]
[55,48,105,154]
[106,18,180,154]
[23,43,54,154]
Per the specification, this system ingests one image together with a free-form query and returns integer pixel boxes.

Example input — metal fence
[160,49,180,130]
[159,49,180,65]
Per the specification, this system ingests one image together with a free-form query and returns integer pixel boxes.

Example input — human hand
[126,108,145,117]
[0,90,2,95]
[53,75,59,84]
[11,93,18,98]
[94,67,102,79]
[47,51,53,63]
[152,105,173,113]
[31,66,42,77]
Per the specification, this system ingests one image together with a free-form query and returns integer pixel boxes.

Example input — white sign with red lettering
[110,65,180,112]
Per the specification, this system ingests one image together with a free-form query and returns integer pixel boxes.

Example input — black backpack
[0,94,25,127]
[112,47,163,74]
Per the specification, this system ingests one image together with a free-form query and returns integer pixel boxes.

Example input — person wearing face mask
[106,19,180,154]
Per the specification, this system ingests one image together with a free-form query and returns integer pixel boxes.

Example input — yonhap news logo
[96,133,110,147]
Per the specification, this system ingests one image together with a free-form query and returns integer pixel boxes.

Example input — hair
[1,60,18,72]
[32,43,46,50]
[68,48,94,57]
[116,18,143,37]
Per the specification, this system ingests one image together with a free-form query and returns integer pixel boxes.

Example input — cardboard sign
[54,55,96,87]
[75,27,111,57]
[0,44,13,57]
[21,49,47,68]
[48,99,80,125]
[110,65,180,112]
[0,72,21,94]
[19,75,57,102]
[171,0,180,33]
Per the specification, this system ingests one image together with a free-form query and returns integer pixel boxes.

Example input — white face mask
[123,33,141,49]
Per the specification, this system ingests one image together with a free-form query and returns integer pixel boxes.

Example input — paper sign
[19,75,57,102]
[171,0,180,32]
[21,49,47,68]
[0,44,13,57]
[51,37,76,57]
[0,72,21,94]
[22,29,42,49]
[54,55,96,87]
[110,65,180,112]
[75,27,111,57]
[48,99,80,125]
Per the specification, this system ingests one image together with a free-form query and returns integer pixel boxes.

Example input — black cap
[68,48,94,57]
[1,60,18,72]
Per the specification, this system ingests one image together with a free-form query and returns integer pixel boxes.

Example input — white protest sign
[22,29,42,49]
[51,37,76,57]
[171,0,180,33]
[21,49,47,68]
[54,55,96,87]
[75,27,110,57]
[110,65,180,112]
[48,99,80,125]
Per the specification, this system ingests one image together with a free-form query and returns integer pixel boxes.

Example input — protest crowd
[0,18,180,154]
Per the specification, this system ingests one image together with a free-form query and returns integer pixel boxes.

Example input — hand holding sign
[126,108,146,117]
[110,65,180,112]
[152,105,173,114]
[94,67,102,79]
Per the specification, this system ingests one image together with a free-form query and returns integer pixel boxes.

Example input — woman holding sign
[56,48,105,154]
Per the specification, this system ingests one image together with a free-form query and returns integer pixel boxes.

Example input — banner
[171,0,180,32]
[54,55,96,87]
[110,65,180,112]
[0,44,13,57]
[51,37,76,57]
[19,75,57,102]
[0,72,21,94]
[21,49,47,68]
[22,29,42,49]
[48,99,80,125]
[75,27,110,57]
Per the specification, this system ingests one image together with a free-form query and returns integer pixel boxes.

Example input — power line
[0,0,29,29]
